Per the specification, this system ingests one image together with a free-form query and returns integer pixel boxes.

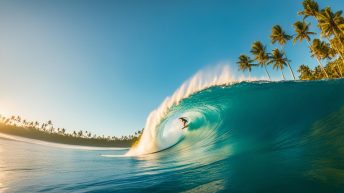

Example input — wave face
[126,75,344,192]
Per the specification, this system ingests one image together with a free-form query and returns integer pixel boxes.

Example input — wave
[126,64,344,190]
[124,76,344,191]
[126,65,262,156]
[127,65,344,173]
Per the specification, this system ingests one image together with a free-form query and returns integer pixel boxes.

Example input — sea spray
[126,64,257,156]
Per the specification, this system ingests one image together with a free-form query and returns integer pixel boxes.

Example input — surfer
[179,117,189,130]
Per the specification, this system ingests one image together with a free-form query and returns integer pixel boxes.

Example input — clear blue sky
[0,0,343,136]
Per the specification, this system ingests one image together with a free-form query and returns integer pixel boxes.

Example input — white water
[127,64,260,156]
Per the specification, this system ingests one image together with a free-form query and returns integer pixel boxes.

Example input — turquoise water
[1,79,344,192]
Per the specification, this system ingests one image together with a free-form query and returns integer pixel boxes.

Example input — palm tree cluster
[0,114,143,142]
[237,0,344,80]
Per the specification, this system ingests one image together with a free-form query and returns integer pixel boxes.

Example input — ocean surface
[1,79,344,193]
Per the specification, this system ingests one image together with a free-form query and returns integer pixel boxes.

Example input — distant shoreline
[0,123,138,148]
[0,133,129,150]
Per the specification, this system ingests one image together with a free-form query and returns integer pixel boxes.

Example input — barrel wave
[124,67,344,192]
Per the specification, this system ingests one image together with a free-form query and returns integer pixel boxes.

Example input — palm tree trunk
[264,65,271,81]
[333,66,341,78]
[306,40,329,78]
[333,30,344,66]
[281,70,286,80]
[326,37,343,77]
[316,57,329,78]
[335,62,343,77]
[286,60,296,80]
[282,47,296,80]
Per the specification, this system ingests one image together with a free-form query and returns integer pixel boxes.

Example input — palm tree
[16,116,21,124]
[331,36,344,55]
[299,0,344,76]
[298,0,319,20]
[250,41,271,80]
[4,118,10,125]
[78,130,83,137]
[41,123,46,131]
[317,7,344,75]
[34,121,39,129]
[310,39,330,78]
[325,38,344,77]
[317,40,336,59]
[293,21,316,45]
[293,21,330,77]
[270,25,296,80]
[318,7,344,39]
[330,37,344,74]
[10,115,15,124]
[268,49,288,80]
[298,64,314,80]
[237,54,255,77]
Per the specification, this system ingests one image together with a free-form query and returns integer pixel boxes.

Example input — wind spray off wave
[126,65,257,156]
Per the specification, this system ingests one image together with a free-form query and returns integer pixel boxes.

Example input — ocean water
[1,79,344,193]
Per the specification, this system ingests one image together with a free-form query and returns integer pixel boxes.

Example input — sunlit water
[1,79,344,193]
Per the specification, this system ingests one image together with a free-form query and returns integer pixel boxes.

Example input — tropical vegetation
[0,114,143,147]
[237,0,344,80]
